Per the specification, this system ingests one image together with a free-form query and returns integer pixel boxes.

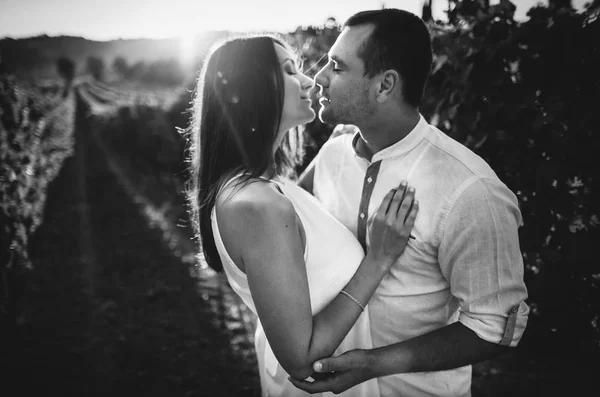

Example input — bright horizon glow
[0,0,591,41]
[179,27,199,66]
[2,0,424,41]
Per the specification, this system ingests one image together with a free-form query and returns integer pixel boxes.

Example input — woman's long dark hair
[186,34,305,271]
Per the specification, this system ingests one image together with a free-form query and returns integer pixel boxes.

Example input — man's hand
[288,349,375,394]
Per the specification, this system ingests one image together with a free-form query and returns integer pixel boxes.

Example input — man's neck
[355,108,420,161]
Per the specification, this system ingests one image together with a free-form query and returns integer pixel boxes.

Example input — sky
[0,0,591,41]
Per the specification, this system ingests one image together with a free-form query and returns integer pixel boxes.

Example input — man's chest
[317,163,447,289]
[318,163,439,242]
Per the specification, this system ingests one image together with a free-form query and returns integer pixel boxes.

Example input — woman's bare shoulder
[216,179,293,219]
[215,179,298,267]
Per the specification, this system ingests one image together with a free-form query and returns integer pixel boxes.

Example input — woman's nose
[301,74,315,91]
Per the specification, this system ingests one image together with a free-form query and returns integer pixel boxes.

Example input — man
[291,9,529,397]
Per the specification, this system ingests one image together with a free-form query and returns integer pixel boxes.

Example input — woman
[187,34,418,396]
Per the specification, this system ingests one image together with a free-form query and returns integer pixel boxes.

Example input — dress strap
[251,174,285,194]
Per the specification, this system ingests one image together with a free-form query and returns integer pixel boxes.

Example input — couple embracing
[187,8,529,397]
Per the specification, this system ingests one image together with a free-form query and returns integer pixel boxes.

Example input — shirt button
[360,213,365,219]
[367,177,373,183]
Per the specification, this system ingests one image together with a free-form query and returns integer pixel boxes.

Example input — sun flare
[179,33,199,66]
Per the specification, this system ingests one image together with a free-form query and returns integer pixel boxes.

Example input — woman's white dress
[211,176,381,397]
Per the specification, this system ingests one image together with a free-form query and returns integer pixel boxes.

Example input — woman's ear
[376,70,401,103]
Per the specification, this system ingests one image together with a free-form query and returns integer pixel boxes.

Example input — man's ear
[376,70,401,103]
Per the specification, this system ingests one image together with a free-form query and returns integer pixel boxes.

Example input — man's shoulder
[422,125,497,181]
[410,124,515,208]
[315,132,354,165]
[322,132,353,152]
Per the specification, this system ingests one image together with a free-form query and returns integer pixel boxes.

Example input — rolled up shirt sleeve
[438,176,530,347]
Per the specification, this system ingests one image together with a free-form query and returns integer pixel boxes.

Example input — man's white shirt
[312,115,529,397]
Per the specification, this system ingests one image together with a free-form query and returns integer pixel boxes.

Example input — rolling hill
[0,32,228,82]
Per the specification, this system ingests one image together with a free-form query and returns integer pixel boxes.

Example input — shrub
[0,76,75,334]
[422,1,600,348]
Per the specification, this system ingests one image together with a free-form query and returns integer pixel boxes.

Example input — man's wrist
[359,349,380,379]
[363,348,390,379]
[370,343,412,377]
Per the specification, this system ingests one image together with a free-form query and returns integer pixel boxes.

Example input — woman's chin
[284,111,316,131]
[304,109,317,124]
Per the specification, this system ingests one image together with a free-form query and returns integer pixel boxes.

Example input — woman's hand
[366,181,418,269]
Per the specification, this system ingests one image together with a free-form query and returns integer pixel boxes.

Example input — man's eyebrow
[281,58,295,66]
[330,55,348,68]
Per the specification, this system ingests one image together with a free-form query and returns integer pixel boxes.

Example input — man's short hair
[345,9,433,108]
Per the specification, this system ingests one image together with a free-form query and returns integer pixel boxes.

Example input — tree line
[56,55,186,86]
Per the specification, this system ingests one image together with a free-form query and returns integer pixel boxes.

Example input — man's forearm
[370,322,510,377]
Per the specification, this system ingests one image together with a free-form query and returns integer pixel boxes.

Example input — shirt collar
[350,114,429,162]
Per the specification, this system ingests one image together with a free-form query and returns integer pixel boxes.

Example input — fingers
[397,185,415,222]
[288,371,357,395]
[310,372,335,382]
[313,356,341,373]
[288,372,349,394]
[380,181,415,224]
[370,181,418,243]
[288,375,337,394]
[289,351,368,394]
[314,349,364,373]
[377,188,396,217]
[385,180,408,219]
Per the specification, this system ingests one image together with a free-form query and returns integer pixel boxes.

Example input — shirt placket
[357,160,382,252]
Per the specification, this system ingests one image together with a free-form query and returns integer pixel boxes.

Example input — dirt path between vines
[15,90,261,397]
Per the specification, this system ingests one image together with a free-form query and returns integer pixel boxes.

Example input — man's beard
[320,100,372,126]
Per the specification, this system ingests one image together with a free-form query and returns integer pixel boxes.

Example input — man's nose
[314,68,328,90]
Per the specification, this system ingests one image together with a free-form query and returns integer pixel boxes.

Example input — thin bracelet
[340,290,365,311]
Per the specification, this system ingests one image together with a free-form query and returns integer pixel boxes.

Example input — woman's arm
[218,180,417,380]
